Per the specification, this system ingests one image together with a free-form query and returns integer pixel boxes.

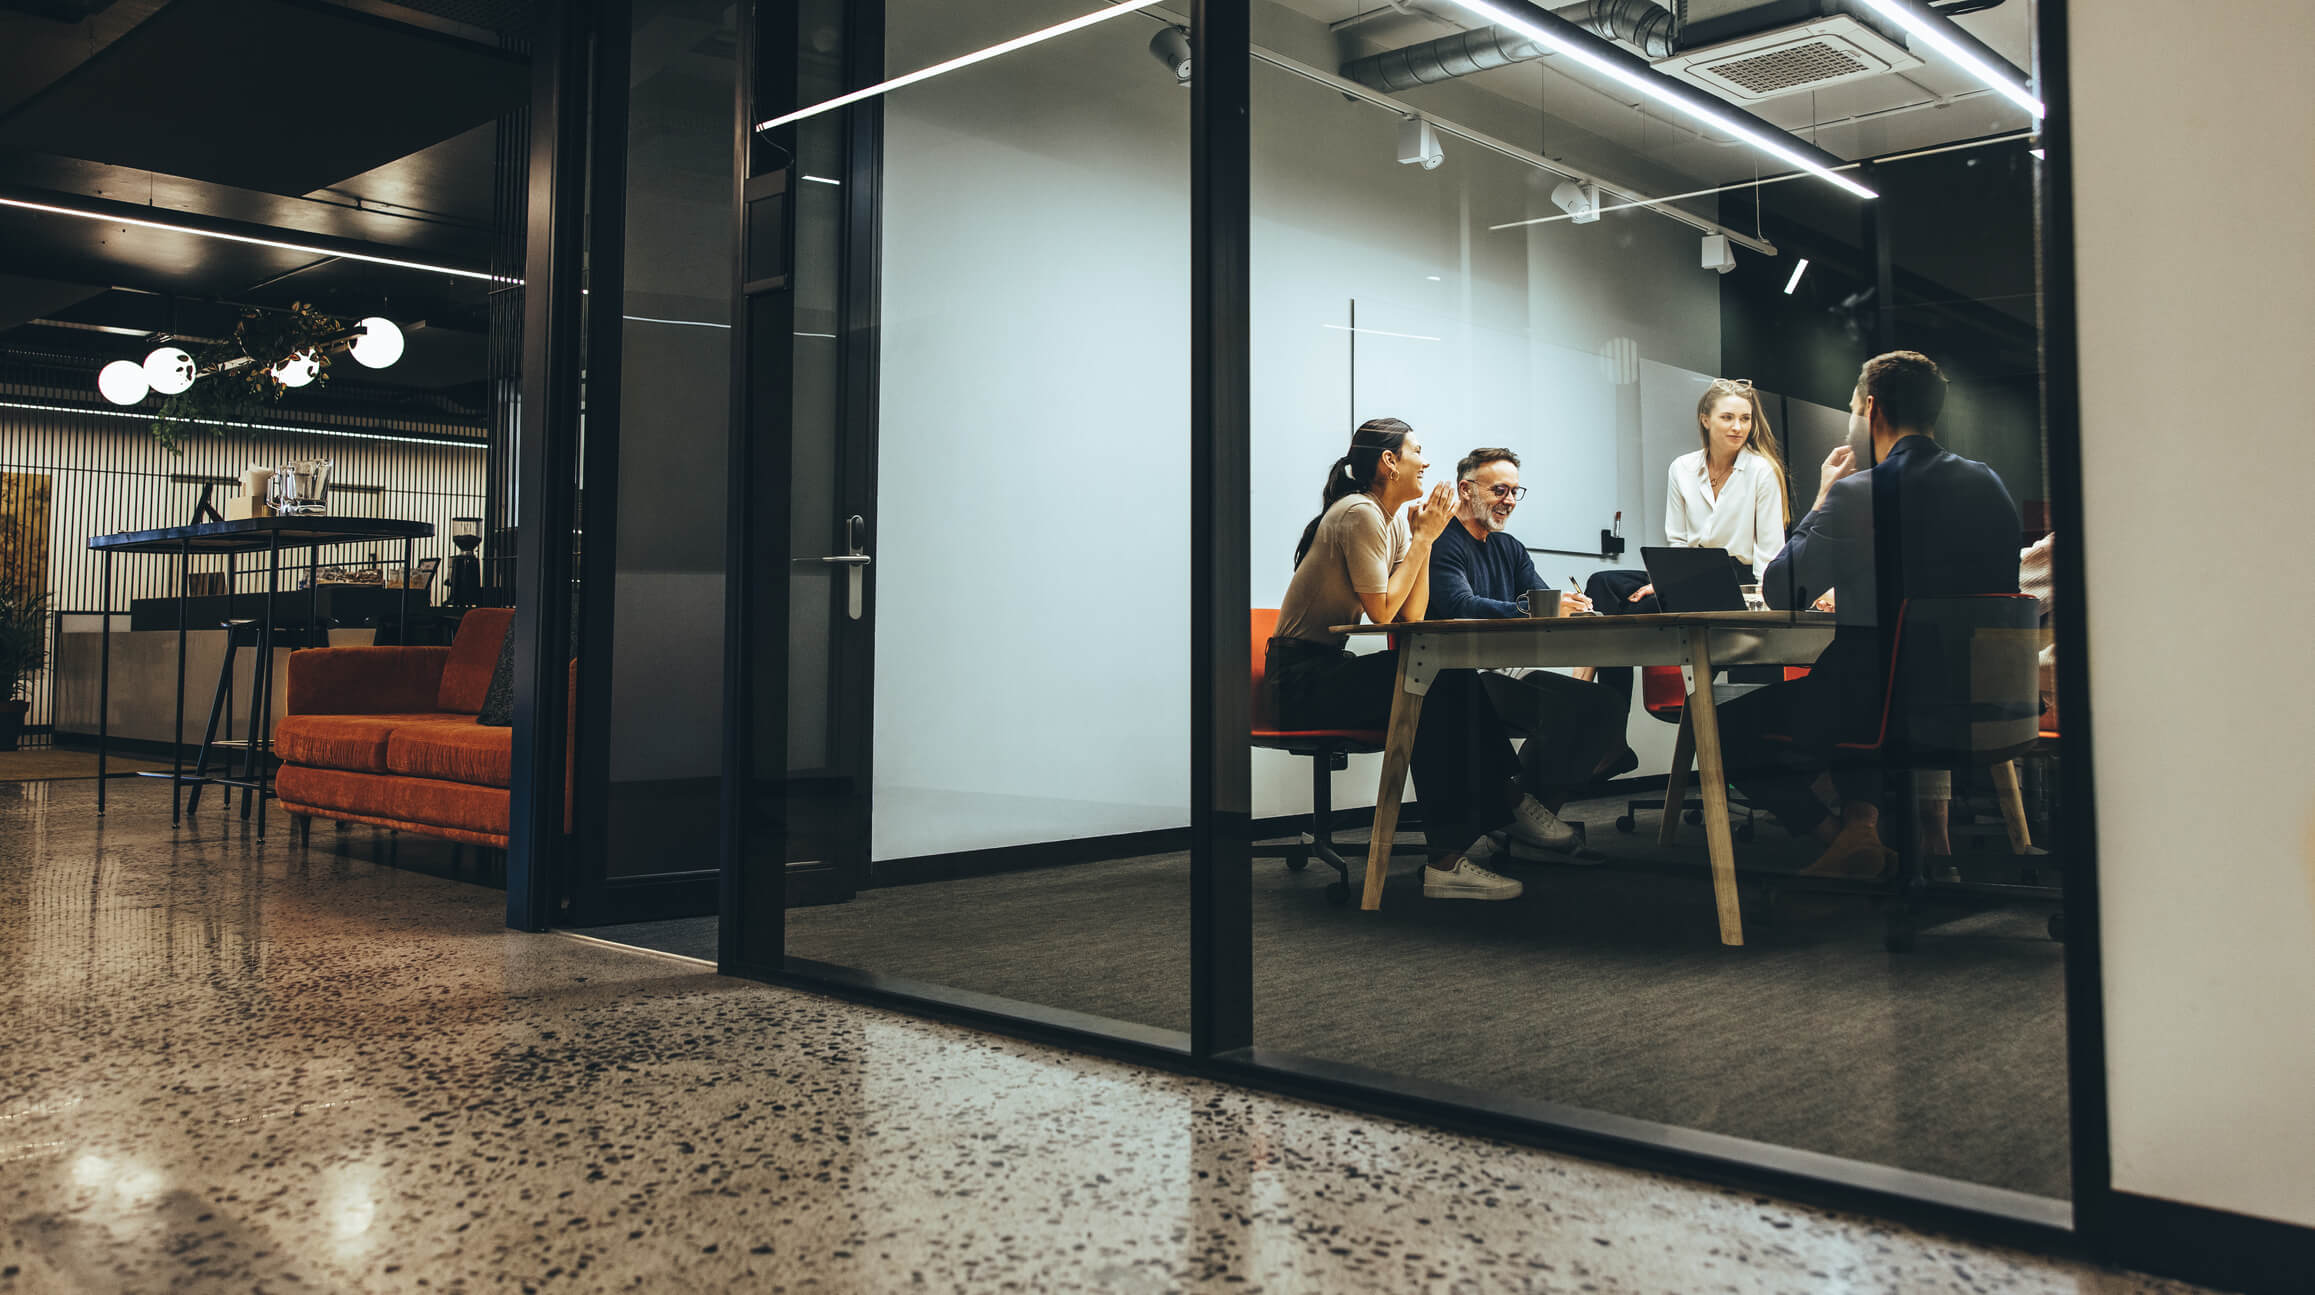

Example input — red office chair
[1249,609,1421,906]
[1613,665,1803,841]
[1762,594,2046,950]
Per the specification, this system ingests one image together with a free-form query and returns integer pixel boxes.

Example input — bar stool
[185,616,333,814]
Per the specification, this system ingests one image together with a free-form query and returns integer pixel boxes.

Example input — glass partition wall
[737,0,1196,1037]
[724,0,2082,1228]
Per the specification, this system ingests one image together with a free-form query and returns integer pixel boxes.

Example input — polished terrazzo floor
[0,779,2209,1294]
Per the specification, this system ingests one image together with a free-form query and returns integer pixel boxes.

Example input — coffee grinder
[447,517,483,606]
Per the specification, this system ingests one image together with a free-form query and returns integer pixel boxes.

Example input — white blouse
[1665,448,1788,581]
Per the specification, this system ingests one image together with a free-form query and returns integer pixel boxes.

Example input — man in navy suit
[1719,351,2021,877]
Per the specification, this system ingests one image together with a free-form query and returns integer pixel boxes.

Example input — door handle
[835,514,870,619]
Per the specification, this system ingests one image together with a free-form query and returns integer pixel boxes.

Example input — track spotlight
[1148,26,1191,86]
[1701,234,1737,275]
[1550,179,1601,224]
[1398,117,1444,171]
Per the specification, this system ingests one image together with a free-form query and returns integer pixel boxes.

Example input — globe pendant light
[98,360,151,405]
[142,346,197,395]
[272,350,320,388]
[348,317,404,369]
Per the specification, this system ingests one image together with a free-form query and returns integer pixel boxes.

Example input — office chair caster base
[1325,881,1349,907]
[1285,836,1310,872]
[2047,912,2066,943]
[1614,814,1636,833]
[1684,808,1703,826]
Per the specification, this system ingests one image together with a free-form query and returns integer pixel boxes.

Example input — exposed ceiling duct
[1342,0,1677,94]
[1340,1,1987,105]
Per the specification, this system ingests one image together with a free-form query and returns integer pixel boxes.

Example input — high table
[1336,610,1837,946]
[85,517,436,836]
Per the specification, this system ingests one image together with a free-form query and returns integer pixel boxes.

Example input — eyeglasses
[1463,482,1528,501]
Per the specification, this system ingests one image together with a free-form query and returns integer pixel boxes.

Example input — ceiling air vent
[1655,16,1923,102]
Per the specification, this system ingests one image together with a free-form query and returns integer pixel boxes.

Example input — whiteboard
[1348,297,1619,554]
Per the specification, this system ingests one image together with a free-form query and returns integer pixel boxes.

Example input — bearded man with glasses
[1426,447,1634,865]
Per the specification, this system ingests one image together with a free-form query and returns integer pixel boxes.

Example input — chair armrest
[287,646,454,715]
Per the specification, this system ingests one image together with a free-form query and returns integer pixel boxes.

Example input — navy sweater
[1429,520,1549,620]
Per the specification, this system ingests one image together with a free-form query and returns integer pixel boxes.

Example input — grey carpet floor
[588,792,2070,1201]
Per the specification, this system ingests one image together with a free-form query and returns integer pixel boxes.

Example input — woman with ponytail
[1270,419,1596,902]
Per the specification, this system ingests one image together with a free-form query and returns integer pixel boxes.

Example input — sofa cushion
[437,608,514,714]
[275,765,407,821]
[275,712,462,774]
[385,720,512,788]
[276,765,510,839]
[286,647,452,716]
[476,629,513,726]
[390,775,511,838]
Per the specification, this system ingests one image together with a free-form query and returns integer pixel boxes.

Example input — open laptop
[1640,546,1748,612]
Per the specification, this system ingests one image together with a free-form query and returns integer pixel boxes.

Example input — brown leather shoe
[1798,825,1898,880]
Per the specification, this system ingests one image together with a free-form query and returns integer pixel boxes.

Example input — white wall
[2071,1,2315,1230]
[874,0,1194,859]
[874,2,1721,856]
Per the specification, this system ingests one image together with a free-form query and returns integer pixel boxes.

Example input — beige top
[2019,532,2055,617]
[1276,493,1411,648]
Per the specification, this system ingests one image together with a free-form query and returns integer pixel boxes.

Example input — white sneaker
[1474,826,1610,868]
[1423,857,1525,901]
[1505,795,1582,852]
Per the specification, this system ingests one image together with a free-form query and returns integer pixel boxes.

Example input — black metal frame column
[2032,0,2111,1249]
[720,0,797,976]
[507,0,593,932]
[1189,0,1252,1058]
[568,0,631,921]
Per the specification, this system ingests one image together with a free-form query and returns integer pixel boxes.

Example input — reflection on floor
[621,791,2072,1200]
[873,783,1186,861]
[3,777,2188,1294]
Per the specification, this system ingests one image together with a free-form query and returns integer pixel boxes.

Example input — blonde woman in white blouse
[1579,379,1795,701]
[1635,377,1794,601]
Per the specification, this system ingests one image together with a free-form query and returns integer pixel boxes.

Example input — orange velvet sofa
[275,609,559,849]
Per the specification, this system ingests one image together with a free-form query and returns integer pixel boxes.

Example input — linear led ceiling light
[1784,258,1810,294]
[1853,0,2044,120]
[1435,0,1877,201]
[757,0,1168,132]
[0,195,507,283]
[0,400,484,450]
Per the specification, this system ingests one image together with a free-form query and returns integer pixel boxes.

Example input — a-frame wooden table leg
[1683,629,1745,946]
[1360,649,1427,911]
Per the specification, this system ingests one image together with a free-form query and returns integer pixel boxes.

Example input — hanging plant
[149,301,348,452]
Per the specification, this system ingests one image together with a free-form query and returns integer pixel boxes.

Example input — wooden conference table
[1334,609,1837,946]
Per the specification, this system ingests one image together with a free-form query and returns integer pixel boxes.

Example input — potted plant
[0,581,49,752]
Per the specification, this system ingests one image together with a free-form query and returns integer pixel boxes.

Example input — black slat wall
[0,370,486,733]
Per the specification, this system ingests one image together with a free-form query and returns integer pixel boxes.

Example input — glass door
[561,0,743,928]
[725,0,877,973]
